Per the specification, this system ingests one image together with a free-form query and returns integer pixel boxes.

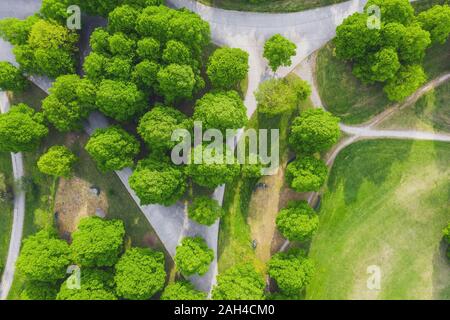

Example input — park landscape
[0,0,448,301]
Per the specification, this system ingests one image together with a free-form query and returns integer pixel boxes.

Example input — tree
[70,217,125,267]
[263,34,296,72]
[365,0,414,26]
[207,47,249,89]
[175,237,214,276]
[0,15,40,46]
[114,247,166,300]
[136,37,160,61]
[85,126,140,172]
[108,32,136,57]
[288,109,340,154]
[157,64,196,103]
[106,57,133,82]
[20,281,58,300]
[162,40,193,66]
[57,269,117,300]
[129,156,186,206]
[383,65,427,102]
[90,28,111,55]
[353,47,401,83]
[132,60,160,90]
[417,5,450,45]
[193,90,247,132]
[0,62,27,92]
[268,249,315,296]
[286,156,328,192]
[276,201,319,242]
[188,196,223,226]
[108,5,139,34]
[137,105,190,153]
[334,13,380,61]
[72,0,122,17]
[255,77,310,117]
[16,230,71,282]
[212,264,265,300]
[83,52,110,83]
[381,22,408,50]
[37,146,77,178]
[136,6,173,43]
[0,104,48,153]
[398,23,431,64]
[40,0,71,23]
[161,281,207,300]
[42,75,96,132]
[26,19,78,78]
[188,144,241,189]
[96,80,147,121]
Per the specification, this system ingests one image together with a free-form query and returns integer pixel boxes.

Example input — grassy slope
[306,140,450,300]
[218,76,310,273]
[380,81,450,133]
[0,153,13,274]
[7,83,173,299]
[197,0,347,13]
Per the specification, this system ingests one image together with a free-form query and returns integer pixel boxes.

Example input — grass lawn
[316,43,391,124]
[380,80,450,133]
[7,83,174,299]
[197,0,347,12]
[218,75,312,273]
[0,152,13,275]
[306,139,450,300]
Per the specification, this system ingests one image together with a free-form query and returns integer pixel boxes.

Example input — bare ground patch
[54,177,109,236]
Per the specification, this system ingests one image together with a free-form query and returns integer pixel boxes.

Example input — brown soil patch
[54,177,109,236]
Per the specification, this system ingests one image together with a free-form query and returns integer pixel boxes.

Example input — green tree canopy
[20,281,58,300]
[398,23,431,64]
[108,5,139,34]
[70,217,125,267]
[276,200,319,242]
[132,60,160,90]
[16,230,71,282]
[288,108,340,154]
[83,52,110,83]
[108,32,136,57]
[129,156,186,206]
[263,34,297,72]
[37,146,78,178]
[40,0,71,23]
[383,65,427,101]
[90,28,111,55]
[137,105,190,153]
[353,47,401,83]
[0,62,27,92]
[86,126,140,172]
[57,268,117,300]
[255,76,310,117]
[106,57,133,82]
[207,47,249,89]
[268,249,315,297]
[212,264,265,300]
[161,281,207,300]
[157,64,197,103]
[365,0,414,26]
[114,247,166,300]
[162,40,193,66]
[0,103,48,153]
[188,144,241,189]
[286,156,328,192]
[188,196,223,226]
[136,37,160,61]
[0,15,40,46]
[417,5,450,45]
[175,237,214,276]
[193,90,247,132]
[42,75,96,132]
[96,80,147,121]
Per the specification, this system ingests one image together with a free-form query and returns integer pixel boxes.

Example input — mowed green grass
[0,152,13,273]
[197,0,347,13]
[307,140,450,300]
[380,80,450,133]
